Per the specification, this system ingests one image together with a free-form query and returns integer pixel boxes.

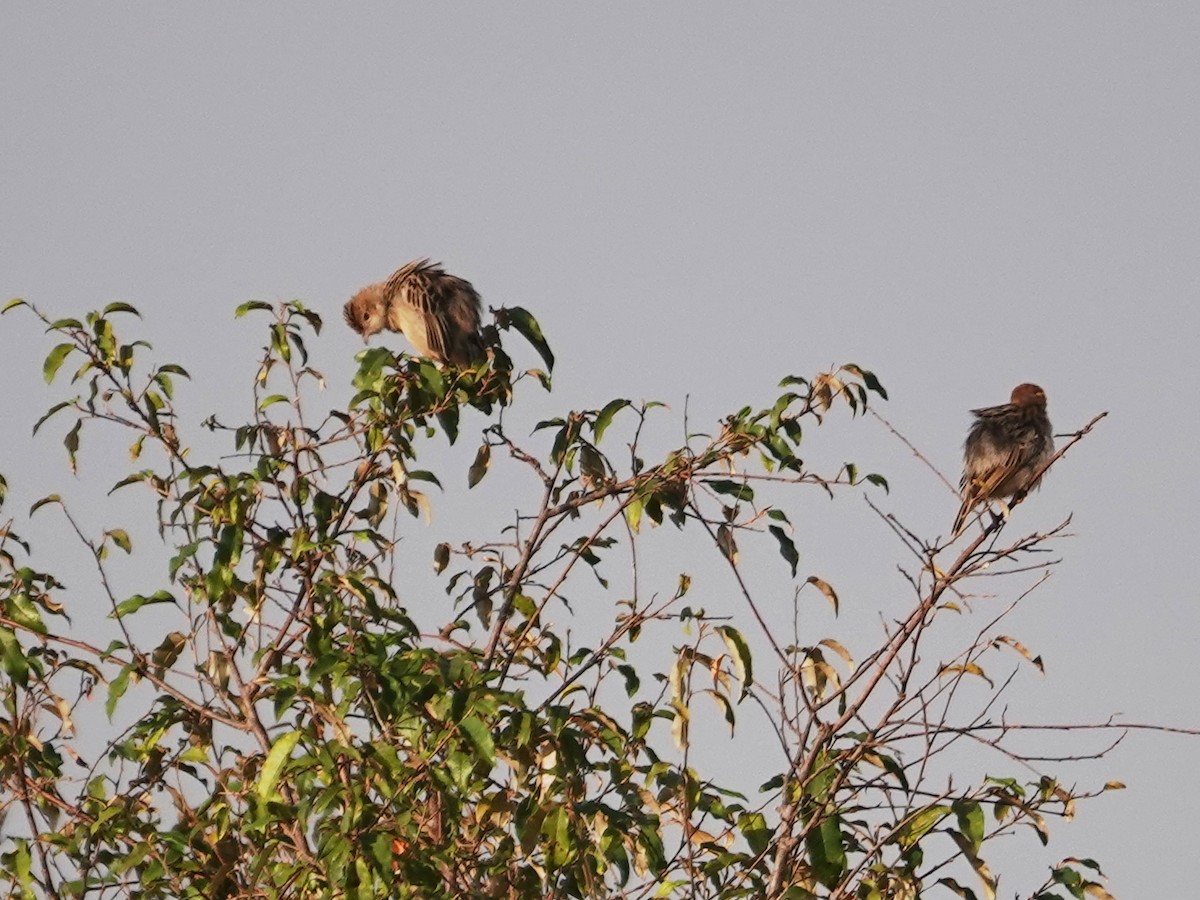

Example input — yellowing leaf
[625,495,644,533]
[938,662,994,687]
[717,625,753,701]
[716,523,738,565]
[806,577,839,614]
[256,730,302,799]
[468,442,491,488]
[992,635,1044,673]
[670,700,689,751]
[818,638,853,666]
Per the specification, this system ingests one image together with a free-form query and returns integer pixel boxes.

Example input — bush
[0,299,1120,899]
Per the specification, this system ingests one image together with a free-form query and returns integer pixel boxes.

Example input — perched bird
[343,259,485,366]
[952,383,1054,537]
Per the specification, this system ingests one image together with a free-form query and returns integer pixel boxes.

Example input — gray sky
[3,4,1199,895]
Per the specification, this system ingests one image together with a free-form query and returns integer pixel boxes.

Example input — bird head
[1010,383,1047,407]
[342,285,387,342]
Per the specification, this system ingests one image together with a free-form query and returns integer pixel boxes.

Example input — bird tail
[951,497,973,538]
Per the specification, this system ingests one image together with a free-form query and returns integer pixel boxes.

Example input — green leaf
[1050,866,1084,896]
[150,631,187,675]
[468,443,491,488]
[805,814,847,888]
[458,715,496,768]
[256,730,302,798]
[865,473,889,492]
[896,804,950,849]
[769,524,799,577]
[6,593,46,634]
[625,495,644,533]
[0,627,29,686]
[705,479,754,502]
[593,399,630,443]
[29,494,61,516]
[738,811,770,855]
[437,406,460,444]
[433,542,451,574]
[257,394,291,410]
[43,343,75,384]
[287,329,309,366]
[112,591,176,618]
[1,298,28,314]
[853,364,888,400]
[717,626,753,701]
[617,663,640,696]
[953,798,985,854]
[63,419,81,472]
[105,529,133,554]
[870,752,910,794]
[106,664,133,718]
[234,300,274,317]
[289,303,324,335]
[31,400,72,436]
[407,469,443,488]
[498,306,555,371]
[101,301,141,318]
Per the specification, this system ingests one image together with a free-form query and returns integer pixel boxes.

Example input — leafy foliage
[0,298,1120,899]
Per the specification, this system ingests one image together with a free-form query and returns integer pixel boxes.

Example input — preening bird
[952,383,1054,537]
[343,259,485,366]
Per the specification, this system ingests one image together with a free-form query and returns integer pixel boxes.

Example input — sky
[2,4,1199,895]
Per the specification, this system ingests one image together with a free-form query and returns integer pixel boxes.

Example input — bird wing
[953,403,1047,536]
[953,398,1054,537]
[384,259,450,359]
[438,275,484,364]
[384,258,433,289]
[960,407,1031,493]
[954,439,1025,536]
[382,260,484,364]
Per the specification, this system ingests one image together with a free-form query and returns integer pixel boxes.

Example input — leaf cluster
[0,298,1120,899]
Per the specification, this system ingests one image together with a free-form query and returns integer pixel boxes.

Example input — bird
[952,383,1055,537]
[343,259,485,366]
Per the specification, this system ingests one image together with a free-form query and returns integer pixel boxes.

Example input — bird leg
[990,488,1031,529]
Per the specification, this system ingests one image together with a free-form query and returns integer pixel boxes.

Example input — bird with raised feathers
[343,259,485,366]
[952,383,1054,537]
